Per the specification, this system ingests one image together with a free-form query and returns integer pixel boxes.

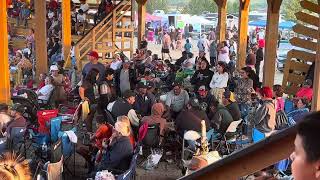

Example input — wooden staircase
[74,0,134,70]
[282,0,318,95]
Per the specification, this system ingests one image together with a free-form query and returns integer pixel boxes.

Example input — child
[273,84,284,112]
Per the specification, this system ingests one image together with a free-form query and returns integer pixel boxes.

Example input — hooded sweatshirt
[142,103,167,136]
[191,69,214,90]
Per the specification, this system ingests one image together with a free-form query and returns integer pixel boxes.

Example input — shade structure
[135,12,162,22]
[279,21,296,29]
[248,20,267,27]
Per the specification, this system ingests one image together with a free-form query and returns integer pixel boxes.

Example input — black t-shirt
[140,40,148,49]
[81,80,95,103]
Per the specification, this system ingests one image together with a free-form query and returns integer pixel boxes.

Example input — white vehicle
[153,10,165,16]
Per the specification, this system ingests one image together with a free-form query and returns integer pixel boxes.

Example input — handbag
[275,110,289,130]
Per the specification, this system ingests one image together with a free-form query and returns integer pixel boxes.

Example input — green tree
[282,0,317,22]
[227,1,239,14]
[146,0,169,14]
[182,0,218,15]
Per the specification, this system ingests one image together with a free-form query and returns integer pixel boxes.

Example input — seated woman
[273,84,285,112]
[36,76,54,103]
[287,98,310,125]
[37,73,47,90]
[98,120,133,172]
[209,61,229,103]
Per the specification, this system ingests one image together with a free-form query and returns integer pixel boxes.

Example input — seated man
[111,90,136,118]
[36,76,54,103]
[133,82,155,117]
[175,98,211,137]
[6,103,27,136]
[222,90,241,121]
[165,81,190,118]
[209,100,234,134]
[197,85,216,113]
[290,112,320,180]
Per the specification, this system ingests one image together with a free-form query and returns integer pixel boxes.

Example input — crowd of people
[2,0,319,179]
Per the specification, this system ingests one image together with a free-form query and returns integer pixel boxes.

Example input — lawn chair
[115,150,139,180]
[215,119,243,154]
[38,88,56,109]
[142,123,161,149]
[53,128,77,176]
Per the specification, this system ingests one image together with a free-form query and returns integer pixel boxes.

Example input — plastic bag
[142,148,163,170]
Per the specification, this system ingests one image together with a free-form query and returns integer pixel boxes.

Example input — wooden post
[62,0,72,68]
[34,0,47,78]
[215,0,227,42]
[137,0,147,47]
[237,0,250,69]
[0,1,11,104]
[263,0,282,87]
[312,0,320,110]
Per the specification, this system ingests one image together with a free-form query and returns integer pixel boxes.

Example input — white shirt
[218,46,230,64]
[37,84,54,101]
[77,14,86,22]
[209,72,229,89]
[80,3,89,13]
[110,60,122,70]
[197,38,210,52]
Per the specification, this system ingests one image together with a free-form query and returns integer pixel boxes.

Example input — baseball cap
[189,98,200,108]
[123,90,135,99]
[137,82,147,89]
[172,81,182,87]
[223,90,236,102]
[198,86,207,92]
[50,65,59,71]
[88,50,99,59]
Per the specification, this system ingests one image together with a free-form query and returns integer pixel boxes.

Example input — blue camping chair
[275,159,291,176]
[50,116,62,143]
[252,128,265,143]
[284,100,294,114]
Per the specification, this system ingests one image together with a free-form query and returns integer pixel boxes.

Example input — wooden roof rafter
[267,0,282,13]
[239,0,250,10]
[136,0,147,5]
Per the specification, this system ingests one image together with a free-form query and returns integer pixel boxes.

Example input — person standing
[208,28,216,42]
[256,40,264,77]
[184,24,189,39]
[217,41,230,64]
[82,50,106,84]
[114,60,137,96]
[162,32,172,60]
[197,34,210,53]
[209,40,217,67]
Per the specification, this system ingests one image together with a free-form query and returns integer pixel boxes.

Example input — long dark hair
[85,68,99,84]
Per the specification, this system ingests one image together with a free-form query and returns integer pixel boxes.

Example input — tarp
[249,20,267,27]
[279,21,296,29]
[135,13,162,22]
[249,20,296,29]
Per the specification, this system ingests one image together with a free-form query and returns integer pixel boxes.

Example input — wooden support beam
[180,127,296,180]
[300,0,320,14]
[34,0,48,78]
[263,0,282,87]
[295,12,319,27]
[62,0,72,68]
[0,0,11,104]
[237,0,250,69]
[312,0,320,111]
[137,0,146,47]
[288,49,316,62]
[215,0,227,42]
[292,24,318,40]
[290,37,317,52]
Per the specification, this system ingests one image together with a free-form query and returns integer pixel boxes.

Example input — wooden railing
[180,126,296,180]
[74,0,134,70]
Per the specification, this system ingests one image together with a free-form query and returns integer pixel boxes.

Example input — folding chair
[252,128,266,143]
[215,119,243,154]
[142,123,161,149]
[53,128,77,176]
[181,130,201,161]
[0,137,7,154]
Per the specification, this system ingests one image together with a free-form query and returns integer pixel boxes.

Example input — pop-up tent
[249,20,296,29]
